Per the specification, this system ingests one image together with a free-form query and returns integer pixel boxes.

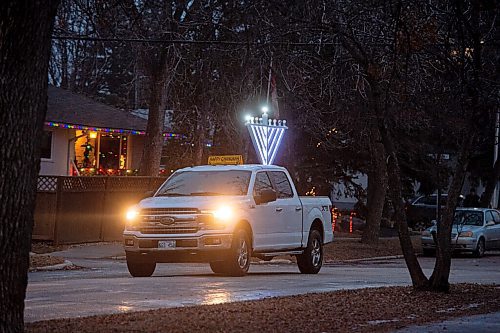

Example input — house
[40,86,179,176]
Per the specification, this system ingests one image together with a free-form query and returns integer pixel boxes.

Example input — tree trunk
[0,1,59,332]
[195,125,205,166]
[378,123,430,289]
[362,126,387,244]
[139,77,166,176]
[480,158,500,208]
[429,135,474,292]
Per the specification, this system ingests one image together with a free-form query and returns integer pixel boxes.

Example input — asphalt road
[25,244,500,323]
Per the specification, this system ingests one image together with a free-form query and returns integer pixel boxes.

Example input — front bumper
[123,232,233,263]
[421,236,478,252]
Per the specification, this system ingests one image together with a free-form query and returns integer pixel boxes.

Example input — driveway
[25,243,500,323]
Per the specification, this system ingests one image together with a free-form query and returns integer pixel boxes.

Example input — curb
[327,255,404,264]
[111,255,126,260]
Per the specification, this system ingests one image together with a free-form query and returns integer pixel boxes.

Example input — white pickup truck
[123,164,333,277]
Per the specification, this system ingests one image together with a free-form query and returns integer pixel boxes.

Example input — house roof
[46,86,148,132]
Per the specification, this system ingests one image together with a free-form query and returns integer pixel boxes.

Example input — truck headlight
[458,231,473,237]
[126,208,139,221]
[200,206,234,230]
[213,206,233,221]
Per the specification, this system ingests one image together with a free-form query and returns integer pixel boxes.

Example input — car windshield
[156,170,251,196]
[453,211,483,226]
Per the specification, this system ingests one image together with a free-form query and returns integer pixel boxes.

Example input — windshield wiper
[156,193,190,197]
[189,191,224,196]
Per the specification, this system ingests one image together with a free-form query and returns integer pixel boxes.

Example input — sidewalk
[393,312,500,333]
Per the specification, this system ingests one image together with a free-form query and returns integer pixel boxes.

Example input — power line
[52,35,336,47]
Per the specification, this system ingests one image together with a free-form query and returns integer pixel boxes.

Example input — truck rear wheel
[297,229,323,274]
[126,256,156,277]
[224,228,251,276]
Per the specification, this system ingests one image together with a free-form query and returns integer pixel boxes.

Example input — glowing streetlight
[261,105,269,114]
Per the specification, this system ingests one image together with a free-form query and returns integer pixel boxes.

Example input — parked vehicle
[421,208,500,257]
[406,194,451,230]
[123,164,333,277]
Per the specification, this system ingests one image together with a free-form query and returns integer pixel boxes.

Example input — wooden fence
[34,176,166,244]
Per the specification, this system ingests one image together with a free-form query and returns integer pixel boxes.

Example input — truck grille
[138,208,200,234]
[141,208,199,215]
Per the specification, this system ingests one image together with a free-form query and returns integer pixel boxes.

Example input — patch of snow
[367,319,400,325]
[436,307,456,313]
[462,303,482,309]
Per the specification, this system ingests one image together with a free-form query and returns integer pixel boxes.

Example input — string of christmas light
[76,167,172,176]
[44,121,184,138]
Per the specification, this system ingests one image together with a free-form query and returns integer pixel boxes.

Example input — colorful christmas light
[44,121,184,138]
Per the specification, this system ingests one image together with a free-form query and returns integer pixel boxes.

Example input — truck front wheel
[209,261,226,274]
[224,228,251,276]
[297,229,323,274]
[126,256,156,277]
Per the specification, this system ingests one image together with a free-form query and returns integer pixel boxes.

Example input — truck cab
[123,164,333,277]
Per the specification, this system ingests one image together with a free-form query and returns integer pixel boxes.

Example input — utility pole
[266,57,273,105]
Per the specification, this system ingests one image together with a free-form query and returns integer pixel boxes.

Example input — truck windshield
[156,170,251,196]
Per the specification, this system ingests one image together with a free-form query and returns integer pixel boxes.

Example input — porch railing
[34,176,166,244]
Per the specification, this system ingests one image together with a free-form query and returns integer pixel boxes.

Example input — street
[25,244,500,323]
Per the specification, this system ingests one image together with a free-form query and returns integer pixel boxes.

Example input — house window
[99,134,128,170]
[41,131,53,159]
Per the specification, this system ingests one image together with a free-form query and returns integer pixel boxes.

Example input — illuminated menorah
[245,111,287,165]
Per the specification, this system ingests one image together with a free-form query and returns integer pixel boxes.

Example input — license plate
[158,240,175,249]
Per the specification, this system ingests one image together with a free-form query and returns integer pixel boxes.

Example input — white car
[421,208,500,257]
[123,164,333,277]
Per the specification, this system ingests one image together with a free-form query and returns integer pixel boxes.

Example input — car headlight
[458,231,473,237]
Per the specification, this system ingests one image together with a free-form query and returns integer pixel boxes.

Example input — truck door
[268,171,303,248]
[251,171,284,250]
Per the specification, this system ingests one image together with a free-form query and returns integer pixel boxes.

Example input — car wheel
[224,228,251,276]
[209,261,227,274]
[297,229,323,274]
[422,249,435,257]
[126,257,156,277]
[473,238,485,258]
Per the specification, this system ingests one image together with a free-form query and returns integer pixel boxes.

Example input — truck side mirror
[255,189,277,205]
